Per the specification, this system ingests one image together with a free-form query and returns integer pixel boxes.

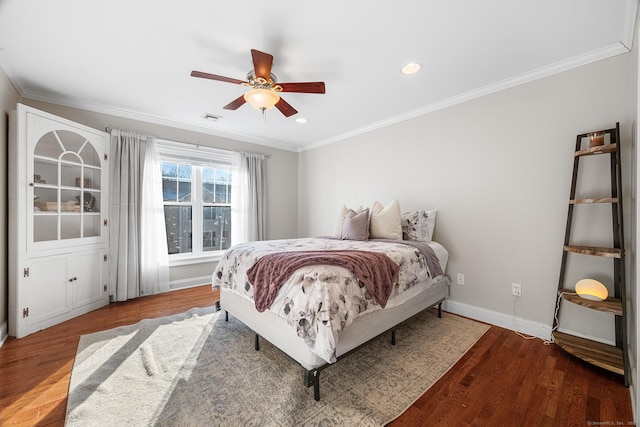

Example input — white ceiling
[0,1,636,152]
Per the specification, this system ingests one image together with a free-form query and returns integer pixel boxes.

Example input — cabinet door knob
[29,182,34,187]
[68,277,78,282]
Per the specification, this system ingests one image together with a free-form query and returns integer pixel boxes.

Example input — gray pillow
[341,208,369,241]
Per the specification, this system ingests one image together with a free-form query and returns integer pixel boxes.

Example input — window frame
[157,140,233,266]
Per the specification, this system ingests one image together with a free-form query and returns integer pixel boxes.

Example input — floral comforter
[212,237,443,363]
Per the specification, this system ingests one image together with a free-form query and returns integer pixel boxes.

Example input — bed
[211,234,449,400]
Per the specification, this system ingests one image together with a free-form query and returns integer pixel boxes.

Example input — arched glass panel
[32,129,102,242]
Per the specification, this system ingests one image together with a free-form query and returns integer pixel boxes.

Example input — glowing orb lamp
[575,279,608,301]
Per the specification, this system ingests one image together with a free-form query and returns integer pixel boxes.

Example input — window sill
[169,253,223,267]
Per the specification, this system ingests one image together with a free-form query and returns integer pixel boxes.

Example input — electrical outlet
[512,283,522,297]
[457,273,465,285]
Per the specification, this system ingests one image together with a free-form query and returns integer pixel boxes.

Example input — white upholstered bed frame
[219,241,449,400]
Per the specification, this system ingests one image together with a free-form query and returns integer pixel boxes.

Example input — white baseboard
[442,299,620,346]
[443,299,552,340]
[0,321,8,348]
[169,275,212,292]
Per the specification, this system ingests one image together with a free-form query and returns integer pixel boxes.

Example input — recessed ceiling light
[401,62,422,75]
[296,118,308,124]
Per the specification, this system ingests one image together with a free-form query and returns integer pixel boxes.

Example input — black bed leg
[438,302,442,318]
[313,370,321,401]
[303,370,313,387]
[255,334,260,351]
[225,310,229,322]
[391,329,396,345]
[303,369,321,401]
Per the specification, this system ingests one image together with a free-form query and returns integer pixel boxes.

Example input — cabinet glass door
[32,129,103,244]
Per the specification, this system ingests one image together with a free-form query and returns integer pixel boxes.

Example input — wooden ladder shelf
[552,123,628,386]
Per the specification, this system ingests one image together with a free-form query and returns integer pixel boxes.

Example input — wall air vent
[201,113,222,122]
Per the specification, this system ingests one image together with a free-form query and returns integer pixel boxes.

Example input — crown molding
[5,36,632,155]
[18,91,301,153]
[301,42,630,152]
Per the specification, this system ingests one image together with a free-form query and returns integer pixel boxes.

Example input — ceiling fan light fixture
[244,88,280,111]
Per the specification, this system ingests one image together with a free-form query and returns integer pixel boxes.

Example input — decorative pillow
[369,200,402,240]
[333,204,363,238]
[424,210,437,240]
[341,208,370,241]
[401,210,437,242]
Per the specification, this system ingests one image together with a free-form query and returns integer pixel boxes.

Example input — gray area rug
[66,305,489,426]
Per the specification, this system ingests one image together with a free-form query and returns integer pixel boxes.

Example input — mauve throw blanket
[247,250,400,312]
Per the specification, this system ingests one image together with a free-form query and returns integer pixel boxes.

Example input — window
[158,141,233,260]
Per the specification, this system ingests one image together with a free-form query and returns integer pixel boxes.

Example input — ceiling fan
[191,49,326,117]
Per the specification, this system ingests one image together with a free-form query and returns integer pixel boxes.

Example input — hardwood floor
[0,285,220,427]
[389,327,633,426]
[0,285,633,426]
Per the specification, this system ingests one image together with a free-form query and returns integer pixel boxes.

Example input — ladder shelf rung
[563,245,621,258]
[575,143,617,157]
[552,332,624,375]
[569,197,618,204]
[558,289,623,315]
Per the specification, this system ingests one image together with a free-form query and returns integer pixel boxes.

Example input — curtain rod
[105,127,271,158]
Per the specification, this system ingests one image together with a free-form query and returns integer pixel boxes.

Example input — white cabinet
[22,254,70,326]
[9,104,110,338]
[21,250,107,328]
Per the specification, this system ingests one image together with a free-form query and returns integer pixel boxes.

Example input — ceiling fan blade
[251,49,274,81]
[275,97,298,117]
[223,95,247,110]
[277,82,326,94]
[191,70,246,85]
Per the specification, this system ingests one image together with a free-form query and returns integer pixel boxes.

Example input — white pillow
[369,200,402,240]
[425,210,437,240]
[333,205,363,238]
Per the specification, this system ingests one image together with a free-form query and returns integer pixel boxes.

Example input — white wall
[0,66,20,345]
[299,53,634,342]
